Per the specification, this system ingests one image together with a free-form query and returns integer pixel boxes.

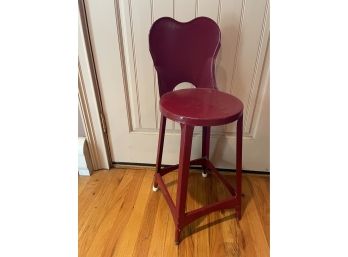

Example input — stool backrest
[149,17,221,96]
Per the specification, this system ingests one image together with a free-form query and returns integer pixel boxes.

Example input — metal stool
[149,17,243,244]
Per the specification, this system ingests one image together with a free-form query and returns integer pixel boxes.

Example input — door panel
[84,0,270,171]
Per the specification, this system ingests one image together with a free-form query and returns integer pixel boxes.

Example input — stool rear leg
[153,115,166,191]
[236,115,243,219]
[202,126,211,177]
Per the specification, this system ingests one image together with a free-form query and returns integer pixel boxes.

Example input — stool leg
[153,115,166,191]
[175,124,194,243]
[236,115,243,219]
[175,228,181,245]
[202,126,210,177]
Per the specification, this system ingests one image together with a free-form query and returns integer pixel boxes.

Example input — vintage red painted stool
[149,17,243,244]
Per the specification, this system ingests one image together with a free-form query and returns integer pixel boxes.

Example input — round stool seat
[160,88,243,126]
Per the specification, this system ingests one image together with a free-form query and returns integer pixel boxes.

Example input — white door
[83,0,269,171]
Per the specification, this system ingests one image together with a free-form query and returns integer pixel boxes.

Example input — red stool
[149,17,243,244]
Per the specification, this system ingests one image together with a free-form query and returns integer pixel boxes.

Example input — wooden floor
[79,168,269,257]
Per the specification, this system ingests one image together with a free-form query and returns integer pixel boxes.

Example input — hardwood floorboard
[78,175,91,196]
[214,174,239,257]
[79,168,270,257]
[160,172,179,257]
[111,170,153,257]
[247,175,270,245]
[192,173,210,257]
[147,173,173,257]
[79,171,126,256]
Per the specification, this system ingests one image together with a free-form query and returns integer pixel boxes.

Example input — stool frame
[153,114,243,244]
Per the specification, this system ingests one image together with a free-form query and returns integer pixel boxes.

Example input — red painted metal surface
[158,158,206,177]
[154,115,166,188]
[149,17,244,244]
[184,197,238,227]
[236,115,243,220]
[175,124,194,242]
[149,17,220,96]
[202,126,210,176]
[160,88,243,126]
[202,126,210,159]
[206,159,237,196]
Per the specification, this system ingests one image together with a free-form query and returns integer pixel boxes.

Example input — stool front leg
[236,115,243,219]
[153,115,166,191]
[175,124,194,244]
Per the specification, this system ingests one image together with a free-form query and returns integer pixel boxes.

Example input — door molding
[78,0,111,170]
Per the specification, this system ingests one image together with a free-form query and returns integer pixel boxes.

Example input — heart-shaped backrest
[149,17,221,96]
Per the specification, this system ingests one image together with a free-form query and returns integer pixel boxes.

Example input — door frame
[78,0,112,170]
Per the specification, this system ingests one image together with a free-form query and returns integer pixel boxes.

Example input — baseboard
[112,161,270,175]
[78,137,93,176]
